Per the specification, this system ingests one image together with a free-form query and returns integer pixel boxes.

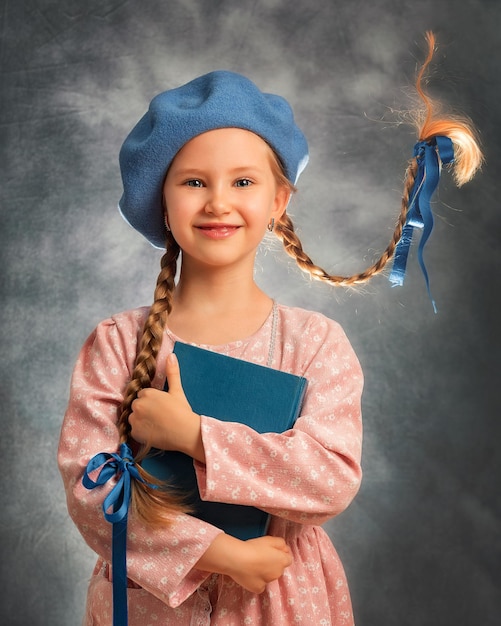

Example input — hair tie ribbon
[389,135,455,312]
[83,442,154,626]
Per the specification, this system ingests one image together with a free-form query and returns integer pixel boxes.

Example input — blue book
[142,341,308,540]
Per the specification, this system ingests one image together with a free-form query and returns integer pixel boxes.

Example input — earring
[267,218,275,232]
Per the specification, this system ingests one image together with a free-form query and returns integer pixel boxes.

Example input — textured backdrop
[1,1,499,625]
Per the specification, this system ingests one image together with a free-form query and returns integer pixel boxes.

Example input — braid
[116,233,192,525]
[118,231,180,443]
[274,31,482,287]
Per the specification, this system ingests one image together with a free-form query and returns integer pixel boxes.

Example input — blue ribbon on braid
[83,442,155,626]
[389,135,455,312]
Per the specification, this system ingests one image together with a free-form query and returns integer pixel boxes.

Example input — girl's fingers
[165,352,184,395]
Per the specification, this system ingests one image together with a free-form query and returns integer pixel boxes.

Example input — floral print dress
[58,303,363,625]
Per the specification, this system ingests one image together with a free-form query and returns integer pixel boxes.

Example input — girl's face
[163,128,289,272]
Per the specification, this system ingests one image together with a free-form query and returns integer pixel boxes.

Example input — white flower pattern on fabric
[58,303,363,625]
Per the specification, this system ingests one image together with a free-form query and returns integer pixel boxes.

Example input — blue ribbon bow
[389,135,455,312]
[83,443,151,626]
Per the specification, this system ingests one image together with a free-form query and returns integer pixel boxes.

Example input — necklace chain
[267,301,278,367]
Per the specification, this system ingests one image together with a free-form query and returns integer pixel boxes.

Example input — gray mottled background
[1,1,499,624]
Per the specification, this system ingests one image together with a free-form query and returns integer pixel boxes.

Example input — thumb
[165,352,184,395]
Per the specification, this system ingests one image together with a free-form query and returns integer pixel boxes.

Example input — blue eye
[186,179,204,188]
[235,178,252,188]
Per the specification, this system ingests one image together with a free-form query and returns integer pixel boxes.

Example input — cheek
[247,189,276,212]
[164,192,195,221]
[166,211,191,236]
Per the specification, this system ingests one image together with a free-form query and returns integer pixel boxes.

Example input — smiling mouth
[196,224,241,239]
[197,223,240,229]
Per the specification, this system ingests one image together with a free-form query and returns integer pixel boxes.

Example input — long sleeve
[194,310,363,526]
[57,309,223,608]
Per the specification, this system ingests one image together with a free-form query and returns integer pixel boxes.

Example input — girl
[58,34,481,625]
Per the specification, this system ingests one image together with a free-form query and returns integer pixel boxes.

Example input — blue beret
[118,70,309,248]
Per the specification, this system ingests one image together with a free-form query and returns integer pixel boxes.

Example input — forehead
[171,128,273,163]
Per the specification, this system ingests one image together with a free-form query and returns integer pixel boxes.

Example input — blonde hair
[117,232,192,524]
[274,31,483,286]
[117,31,483,525]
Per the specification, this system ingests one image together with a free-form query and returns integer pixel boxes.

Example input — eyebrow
[171,166,266,177]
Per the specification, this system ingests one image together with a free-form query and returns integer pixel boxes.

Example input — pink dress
[58,303,363,625]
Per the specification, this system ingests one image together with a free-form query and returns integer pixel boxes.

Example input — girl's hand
[195,534,292,594]
[228,536,293,594]
[129,353,205,462]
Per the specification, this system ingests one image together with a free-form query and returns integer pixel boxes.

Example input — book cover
[141,341,308,540]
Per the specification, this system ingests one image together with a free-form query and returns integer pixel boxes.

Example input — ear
[271,185,291,221]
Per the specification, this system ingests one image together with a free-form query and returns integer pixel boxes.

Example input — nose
[204,184,231,216]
